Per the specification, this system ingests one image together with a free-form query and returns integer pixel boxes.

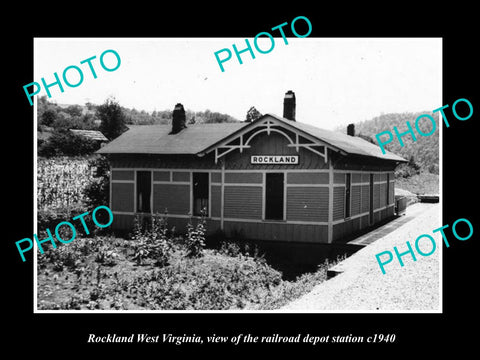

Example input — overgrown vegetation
[37,213,341,310]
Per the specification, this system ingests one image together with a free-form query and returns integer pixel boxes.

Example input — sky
[34,37,442,130]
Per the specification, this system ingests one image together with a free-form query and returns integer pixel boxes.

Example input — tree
[245,106,262,122]
[96,97,128,140]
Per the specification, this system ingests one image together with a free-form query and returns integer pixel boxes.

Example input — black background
[5,4,478,355]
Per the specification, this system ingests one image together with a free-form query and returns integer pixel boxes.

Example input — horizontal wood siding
[389,181,395,204]
[334,173,345,184]
[225,172,262,183]
[111,183,134,212]
[111,170,134,181]
[153,171,170,181]
[224,186,262,219]
[379,182,386,207]
[153,184,190,215]
[351,185,361,216]
[211,172,222,183]
[286,187,329,222]
[210,185,221,218]
[172,171,190,182]
[352,173,362,183]
[333,187,345,221]
[361,185,370,213]
[287,172,329,184]
[373,183,380,209]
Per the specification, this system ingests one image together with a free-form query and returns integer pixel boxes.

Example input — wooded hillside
[337,112,440,175]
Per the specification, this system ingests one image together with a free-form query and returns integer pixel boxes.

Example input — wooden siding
[111,183,134,212]
[389,181,394,204]
[153,184,190,214]
[153,171,170,181]
[352,173,362,183]
[332,214,369,242]
[333,173,345,184]
[210,185,221,218]
[287,172,329,184]
[224,220,329,243]
[211,172,222,183]
[225,172,262,183]
[224,186,262,219]
[172,171,190,182]
[351,185,361,216]
[333,187,345,221]
[111,170,134,181]
[361,184,370,213]
[373,183,380,209]
[379,182,387,207]
[225,131,328,170]
[286,187,329,222]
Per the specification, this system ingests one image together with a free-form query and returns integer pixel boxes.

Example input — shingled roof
[69,129,108,142]
[97,114,405,162]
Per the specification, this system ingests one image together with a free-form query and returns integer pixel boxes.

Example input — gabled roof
[97,114,406,162]
[97,122,245,155]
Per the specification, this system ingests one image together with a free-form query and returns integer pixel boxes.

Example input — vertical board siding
[153,184,190,214]
[224,186,262,219]
[223,221,329,243]
[111,183,134,212]
[286,187,329,222]
[351,185,361,216]
[224,172,262,183]
[333,186,345,221]
[111,170,134,181]
[287,172,329,184]
[361,184,370,213]
[210,185,221,218]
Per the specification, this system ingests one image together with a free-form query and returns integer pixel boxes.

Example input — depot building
[97,91,406,244]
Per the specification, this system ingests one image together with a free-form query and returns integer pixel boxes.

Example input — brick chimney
[170,103,186,134]
[347,123,355,136]
[283,90,296,121]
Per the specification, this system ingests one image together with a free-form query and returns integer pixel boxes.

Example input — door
[265,173,284,220]
[369,173,374,225]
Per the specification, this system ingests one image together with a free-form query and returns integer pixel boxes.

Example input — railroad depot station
[98,91,406,244]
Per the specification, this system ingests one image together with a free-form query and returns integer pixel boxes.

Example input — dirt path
[281,203,441,312]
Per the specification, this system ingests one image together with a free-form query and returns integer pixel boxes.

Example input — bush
[38,130,101,157]
[83,156,110,212]
[185,212,206,258]
[130,214,173,267]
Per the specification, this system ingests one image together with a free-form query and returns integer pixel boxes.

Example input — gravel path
[282,203,441,312]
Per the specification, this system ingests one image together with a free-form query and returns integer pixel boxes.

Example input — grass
[395,172,439,195]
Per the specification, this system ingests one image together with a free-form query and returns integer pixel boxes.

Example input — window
[345,173,351,218]
[265,173,284,220]
[193,172,209,216]
[136,171,151,213]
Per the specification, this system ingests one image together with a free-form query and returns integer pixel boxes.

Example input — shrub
[184,209,207,258]
[130,214,173,267]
